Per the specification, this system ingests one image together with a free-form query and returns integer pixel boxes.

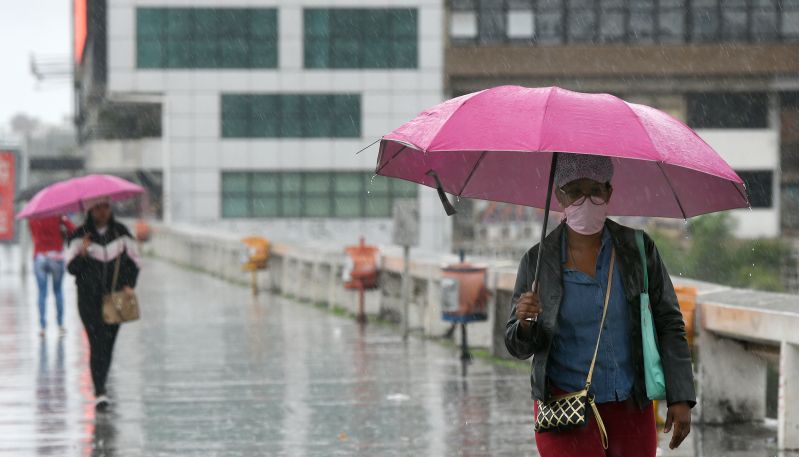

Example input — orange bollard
[344,238,379,323]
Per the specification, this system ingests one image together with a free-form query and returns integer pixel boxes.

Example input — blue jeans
[34,255,65,329]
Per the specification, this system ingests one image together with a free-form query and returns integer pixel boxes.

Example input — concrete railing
[146,222,798,450]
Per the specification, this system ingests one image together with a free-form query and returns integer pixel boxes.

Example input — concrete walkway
[0,259,791,456]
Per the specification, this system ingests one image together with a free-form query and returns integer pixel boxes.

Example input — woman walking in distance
[66,197,140,410]
[29,214,75,336]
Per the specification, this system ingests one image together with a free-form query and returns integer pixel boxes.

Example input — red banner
[0,152,15,241]
[74,0,87,63]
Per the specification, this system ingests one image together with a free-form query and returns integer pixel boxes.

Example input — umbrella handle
[426,170,457,216]
[526,152,559,323]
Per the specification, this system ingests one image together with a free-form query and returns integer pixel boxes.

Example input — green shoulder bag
[636,230,667,401]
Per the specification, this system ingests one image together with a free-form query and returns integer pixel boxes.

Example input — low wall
[147,222,496,347]
[146,222,799,448]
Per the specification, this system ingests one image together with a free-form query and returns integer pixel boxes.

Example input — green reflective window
[282,173,303,194]
[304,8,418,68]
[281,196,303,217]
[222,173,248,193]
[221,171,417,218]
[366,174,390,195]
[222,197,249,217]
[365,197,392,217]
[137,42,164,68]
[136,7,278,69]
[252,198,279,217]
[221,94,360,138]
[334,197,362,217]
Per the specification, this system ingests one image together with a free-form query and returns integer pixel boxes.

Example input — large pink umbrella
[376,85,750,286]
[17,174,144,219]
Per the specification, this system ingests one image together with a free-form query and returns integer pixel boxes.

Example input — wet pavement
[0,258,794,456]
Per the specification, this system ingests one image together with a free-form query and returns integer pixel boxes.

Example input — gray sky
[0,1,71,126]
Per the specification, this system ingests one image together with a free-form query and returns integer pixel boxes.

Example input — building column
[779,341,799,450]
[697,328,767,424]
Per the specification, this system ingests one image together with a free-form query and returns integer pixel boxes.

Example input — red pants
[534,390,657,457]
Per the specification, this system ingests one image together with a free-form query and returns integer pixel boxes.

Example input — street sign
[0,151,15,241]
[392,200,419,247]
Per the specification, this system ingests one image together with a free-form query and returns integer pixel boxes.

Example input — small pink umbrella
[376,85,750,286]
[17,174,144,220]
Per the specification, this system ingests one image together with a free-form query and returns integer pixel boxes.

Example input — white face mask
[563,199,608,235]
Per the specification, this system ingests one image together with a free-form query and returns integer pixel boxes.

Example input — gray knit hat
[555,153,614,188]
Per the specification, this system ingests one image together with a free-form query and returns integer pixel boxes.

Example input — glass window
[135,8,278,69]
[365,197,392,217]
[687,92,769,128]
[222,173,248,193]
[507,10,535,38]
[737,170,774,208]
[304,8,417,69]
[658,5,686,43]
[334,172,364,217]
[392,179,420,198]
[137,41,164,68]
[630,0,656,43]
[451,11,479,38]
[752,0,780,41]
[567,0,596,43]
[252,199,279,217]
[691,0,720,42]
[222,197,249,218]
[221,171,417,218]
[720,0,748,40]
[221,94,360,139]
[477,0,506,43]
[599,9,626,42]
[780,0,799,40]
[536,11,564,43]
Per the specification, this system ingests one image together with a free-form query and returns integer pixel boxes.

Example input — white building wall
[697,129,781,238]
[98,0,450,250]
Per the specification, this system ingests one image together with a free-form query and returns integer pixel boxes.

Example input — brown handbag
[102,247,140,324]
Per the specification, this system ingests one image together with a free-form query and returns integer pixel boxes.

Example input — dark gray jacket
[505,219,696,409]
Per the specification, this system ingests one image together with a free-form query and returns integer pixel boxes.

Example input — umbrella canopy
[377,86,750,219]
[17,174,144,220]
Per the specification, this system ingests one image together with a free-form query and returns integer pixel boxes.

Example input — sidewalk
[0,258,788,456]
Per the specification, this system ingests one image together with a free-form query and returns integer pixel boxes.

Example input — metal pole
[161,97,172,224]
[402,244,410,340]
[19,135,30,277]
[460,323,470,361]
[357,286,366,324]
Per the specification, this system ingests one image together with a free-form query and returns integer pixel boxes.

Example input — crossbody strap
[585,248,616,388]
[110,230,123,293]
[635,230,648,293]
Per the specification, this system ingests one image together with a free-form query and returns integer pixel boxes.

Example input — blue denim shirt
[547,227,635,403]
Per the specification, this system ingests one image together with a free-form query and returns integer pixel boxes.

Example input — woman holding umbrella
[375,86,749,455]
[65,196,141,410]
[506,153,693,456]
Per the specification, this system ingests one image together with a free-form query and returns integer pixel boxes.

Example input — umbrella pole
[531,152,558,298]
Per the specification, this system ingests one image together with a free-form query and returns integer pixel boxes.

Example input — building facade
[74,0,449,251]
[445,0,798,241]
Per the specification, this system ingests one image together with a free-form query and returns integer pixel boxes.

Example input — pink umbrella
[376,86,750,285]
[17,174,144,220]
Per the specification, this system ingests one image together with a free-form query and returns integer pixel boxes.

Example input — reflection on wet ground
[0,259,794,456]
